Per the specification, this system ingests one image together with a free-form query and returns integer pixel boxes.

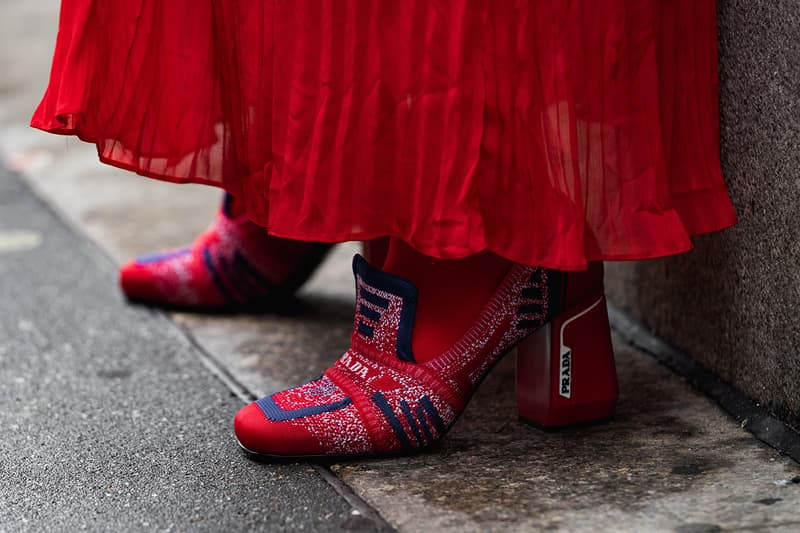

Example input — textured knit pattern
[119,203,329,309]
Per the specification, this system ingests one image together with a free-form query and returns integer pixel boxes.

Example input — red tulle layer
[32,0,737,269]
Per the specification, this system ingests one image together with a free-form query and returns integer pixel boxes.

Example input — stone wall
[605,0,800,429]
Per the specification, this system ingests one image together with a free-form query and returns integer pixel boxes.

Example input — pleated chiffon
[32,0,737,270]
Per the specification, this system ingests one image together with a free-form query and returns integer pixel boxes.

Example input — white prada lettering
[341,353,370,379]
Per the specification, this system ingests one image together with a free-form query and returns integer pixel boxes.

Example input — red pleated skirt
[32,0,737,270]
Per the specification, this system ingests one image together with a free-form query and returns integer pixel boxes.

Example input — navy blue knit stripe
[360,287,390,309]
[356,321,375,338]
[522,286,544,300]
[222,193,235,217]
[256,395,352,422]
[394,302,416,363]
[546,269,564,320]
[359,305,382,323]
[204,249,274,303]
[415,405,434,443]
[228,269,266,300]
[202,247,237,304]
[232,251,275,293]
[215,254,247,303]
[136,247,191,265]
[517,303,544,315]
[352,255,418,363]
[419,396,447,435]
[399,400,425,446]
[371,392,412,450]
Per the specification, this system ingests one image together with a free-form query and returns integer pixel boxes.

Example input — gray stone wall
[605,0,800,429]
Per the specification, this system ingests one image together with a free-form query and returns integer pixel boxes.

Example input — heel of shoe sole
[515,295,618,428]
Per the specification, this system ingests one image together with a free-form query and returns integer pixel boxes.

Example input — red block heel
[516,292,618,428]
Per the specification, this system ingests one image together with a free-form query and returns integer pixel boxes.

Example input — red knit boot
[119,194,331,310]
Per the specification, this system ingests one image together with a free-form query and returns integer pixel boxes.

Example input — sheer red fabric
[32,0,737,270]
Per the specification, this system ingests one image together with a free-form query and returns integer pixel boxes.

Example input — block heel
[515,294,618,428]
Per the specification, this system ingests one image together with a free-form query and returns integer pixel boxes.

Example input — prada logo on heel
[558,296,605,399]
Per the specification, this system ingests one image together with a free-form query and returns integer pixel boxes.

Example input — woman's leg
[380,239,511,362]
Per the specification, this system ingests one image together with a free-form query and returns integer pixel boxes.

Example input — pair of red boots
[121,196,618,458]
